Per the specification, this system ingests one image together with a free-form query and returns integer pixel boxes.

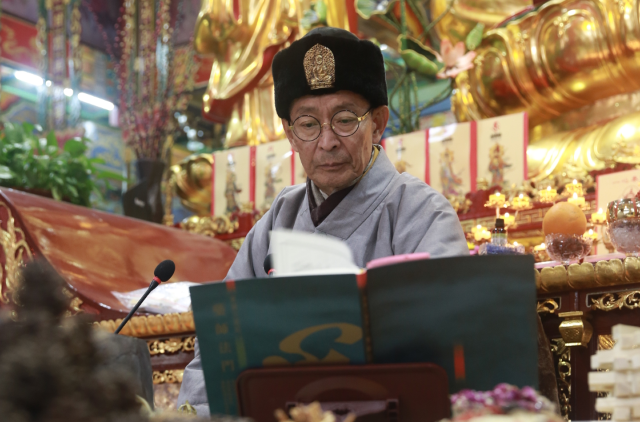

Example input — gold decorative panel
[537,298,559,314]
[551,338,571,420]
[598,334,615,350]
[181,215,239,237]
[591,290,640,311]
[148,337,195,356]
[0,203,33,304]
[536,257,640,294]
[153,369,184,384]
[596,335,614,421]
[95,312,195,338]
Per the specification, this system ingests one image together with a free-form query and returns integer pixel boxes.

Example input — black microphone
[115,260,176,334]
[263,254,275,276]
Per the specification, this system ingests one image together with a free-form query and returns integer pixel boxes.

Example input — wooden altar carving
[537,256,640,420]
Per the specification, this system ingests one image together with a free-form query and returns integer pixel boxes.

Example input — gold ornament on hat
[304,44,336,90]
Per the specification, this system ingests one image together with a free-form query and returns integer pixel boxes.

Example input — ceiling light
[15,71,43,86]
[63,88,73,97]
[78,92,114,110]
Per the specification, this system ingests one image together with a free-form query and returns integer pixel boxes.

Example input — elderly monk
[177,27,468,415]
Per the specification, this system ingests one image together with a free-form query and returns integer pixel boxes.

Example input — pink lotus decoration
[436,39,477,79]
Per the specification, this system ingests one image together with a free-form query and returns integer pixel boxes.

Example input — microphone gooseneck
[115,260,176,334]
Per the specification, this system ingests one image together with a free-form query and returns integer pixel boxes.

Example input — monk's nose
[317,124,340,150]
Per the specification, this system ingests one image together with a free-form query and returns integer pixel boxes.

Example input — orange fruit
[543,202,587,237]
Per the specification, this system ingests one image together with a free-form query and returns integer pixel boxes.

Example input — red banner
[0,15,39,70]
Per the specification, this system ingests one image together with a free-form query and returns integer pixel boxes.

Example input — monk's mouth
[318,163,346,169]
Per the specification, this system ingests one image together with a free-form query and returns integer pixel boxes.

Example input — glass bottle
[491,218,507,246]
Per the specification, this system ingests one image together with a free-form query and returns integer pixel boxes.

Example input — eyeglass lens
[293,110,362,141]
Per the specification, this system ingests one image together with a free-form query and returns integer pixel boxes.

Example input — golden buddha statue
[194,0,350,148]
[528,110,640,183]
[430,0,533,43]
[168,0,352,217]
[453,0,640,125]
[194,0,297,148]
[169,154,213,216]
[451,0,640,180]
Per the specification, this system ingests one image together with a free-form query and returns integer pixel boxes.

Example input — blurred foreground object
[275,402,355,422]
[0,259,146,422]
[448,383,562,421]
[589,324,640,420]
[0,259,212,422]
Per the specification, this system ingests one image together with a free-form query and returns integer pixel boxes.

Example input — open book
[190,254,539,415]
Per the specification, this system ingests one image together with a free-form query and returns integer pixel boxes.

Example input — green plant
[0,122,125,207]
[357,0,483,135]
[300,0,328,31]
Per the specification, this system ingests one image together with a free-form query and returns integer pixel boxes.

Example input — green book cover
[366,255,538,393]
[190,274,366,416]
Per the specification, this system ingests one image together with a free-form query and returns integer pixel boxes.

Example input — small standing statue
[440,147,463,196]
[263,164,282,210]
[393,139,411,174]
[488,143,511,186]
[225,155,242,214]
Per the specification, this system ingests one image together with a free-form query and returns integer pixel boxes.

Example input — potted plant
[0,121,124,207]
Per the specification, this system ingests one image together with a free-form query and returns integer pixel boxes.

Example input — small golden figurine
[304,44,336,90]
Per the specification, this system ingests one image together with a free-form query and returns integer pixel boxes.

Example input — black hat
[272,27,388,121]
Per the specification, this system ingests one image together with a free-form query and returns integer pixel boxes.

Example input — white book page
[270,230,361,276]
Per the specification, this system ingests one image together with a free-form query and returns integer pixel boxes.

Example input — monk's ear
[371,106,389,144]
[282,119,299,152]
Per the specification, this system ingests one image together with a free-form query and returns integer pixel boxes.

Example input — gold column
[325,0,350,32]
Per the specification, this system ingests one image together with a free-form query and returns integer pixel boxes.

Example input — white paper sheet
[270,230,362,276]
[112,281,199,314]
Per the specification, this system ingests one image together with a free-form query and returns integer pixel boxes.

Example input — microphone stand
[115,278,161,334]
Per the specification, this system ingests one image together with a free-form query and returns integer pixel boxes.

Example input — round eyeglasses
[289,109,372,142]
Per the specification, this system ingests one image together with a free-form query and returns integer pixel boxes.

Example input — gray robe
[177,147,469,415]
